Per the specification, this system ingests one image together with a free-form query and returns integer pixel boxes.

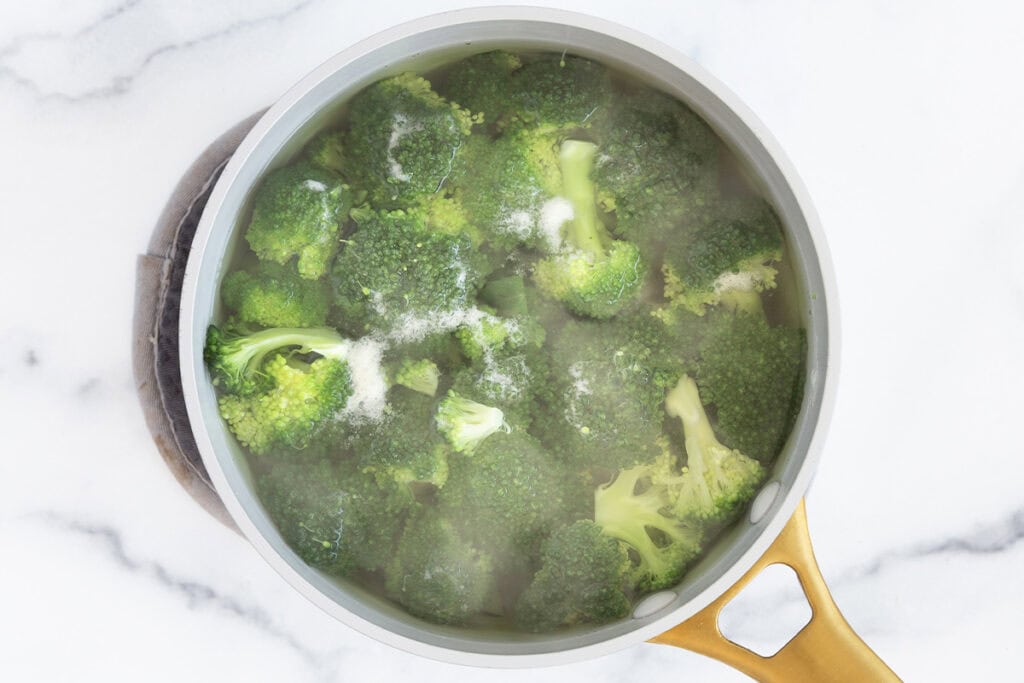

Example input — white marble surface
[1,1,1022,680]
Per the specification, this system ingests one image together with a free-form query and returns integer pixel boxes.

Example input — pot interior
[182,8,833,666]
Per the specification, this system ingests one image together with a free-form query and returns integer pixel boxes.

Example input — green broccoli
[245,162,354,280]
[344,73,476,208]
[391,357,440,397]
[216,353,351,455]
[507,55,611,134]
[450,348,547,431]
[386,509,496,625]
[435,390,509,453]
[203,324,350,395]
[696,314,806,462]
[302,129,348,176]
[449,132,564,253]
[343,386,450,491]
[515,520,632,631]
[594,90,720,251]
[533,140,646,318]
[594,457,704,592]
[662,198,784,316]
[443,50,522,130]
[256,457,411,575]
[535,317,671,472]
[221,262,329,328]
[331,209,488,335]
[438,430,577,562]
[661,375,766,524]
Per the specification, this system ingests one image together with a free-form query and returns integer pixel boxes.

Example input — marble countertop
[2,1,1021,680]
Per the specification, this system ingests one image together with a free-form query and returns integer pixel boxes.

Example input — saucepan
[179,7,898,680]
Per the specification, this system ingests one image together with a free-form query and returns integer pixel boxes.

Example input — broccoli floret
[303,130,348,176]
[697,314,805,462]
[661,375,766,525]
[331,209,488,334]
[256,458,411,575]
[450,132,564,253]
[515,520,632,631]
[594,458,704,592]
[344,386,450,491]
[663,198,784,315]
[507,55,611,134]
[443,50,522,130]
[535,318,669,472]
[221,263,329,328]
[344,73,475,208]
[594,90,720,251]
[435,390,509,453]
[451,347,547,431]
[391,358,440,397]
[479,275,529,316]
[203,325,350,395]
[439,431,576,562]
[533,140,646,318]
[386,509,496,625]
[217,353,351,455]
[245,162,353,280]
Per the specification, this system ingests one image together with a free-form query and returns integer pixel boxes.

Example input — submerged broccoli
[203,326,355,454]
[515,520,632,631]
[391,358,440,397]
[439,430,577,562]
[507,55,611,134]
[697,314,806,462]
[344,73,475,208]
[594,458,704,592]
[221,262,329,328]
[533,140,646,318]
[245,162,353,280]
[594,90,720,251]
[331,209,488,335]
[443,50,522,130]
[663,198,784,316]
[386,509,496,625]
[257,458,411,575]
[535,317,671,472]
[303,129,348,176]
[344,386,450,491]
[661,375,766,524]
[435,390,509,453]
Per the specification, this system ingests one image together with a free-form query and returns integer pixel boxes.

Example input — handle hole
[718,563,812,657]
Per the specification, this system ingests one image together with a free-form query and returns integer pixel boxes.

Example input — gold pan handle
[650,500,900,682]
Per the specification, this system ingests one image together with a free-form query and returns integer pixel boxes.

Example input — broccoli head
[533,140,646,318]
[386,509,496,625]
[256,457,411,575]
[439,430,578,562]
[696,314,806,462]
[331,209,488,335]
[244,162,353,280]
[302,129,348,177]
[594,90,720,251]
[442,50,522,130]
[344,386,450,491]
[594,457,704,592]
[535,317,670,472]
[435,390,509,453]
[507,55,612,134]
[344,73,475,208]
[390,358,440,397]
[515,520,632,632]
[217,353,351,455]
[661,375,766,524]
[663,198,784,316]
[221,262,329,328]
[203,325,350,395]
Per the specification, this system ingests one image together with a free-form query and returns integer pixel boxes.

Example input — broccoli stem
[665,374,717,448]
[222,327,349,379]
[559,140,609,260]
